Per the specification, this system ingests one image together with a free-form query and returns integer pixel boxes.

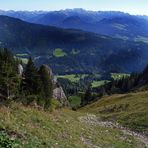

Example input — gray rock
[53,86,69,106]
[45,65,69,106]
[18,64,23,76]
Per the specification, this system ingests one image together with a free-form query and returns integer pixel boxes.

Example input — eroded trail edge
[79,114,148,147]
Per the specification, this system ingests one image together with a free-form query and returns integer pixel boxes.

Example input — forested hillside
[0,15,148,74]
[81,64,148,106]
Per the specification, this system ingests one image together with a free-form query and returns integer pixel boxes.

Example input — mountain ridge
[1,9,148,40]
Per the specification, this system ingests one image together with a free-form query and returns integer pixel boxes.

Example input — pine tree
[23,57,41,95]
[81,85,92,106]
[0,48,20,100]
[39,65,53,109]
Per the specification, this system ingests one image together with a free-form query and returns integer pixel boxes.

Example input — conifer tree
[0,48,20,100]
[23,57,41,95]
[39,65,53,109]
[81,85,92,106]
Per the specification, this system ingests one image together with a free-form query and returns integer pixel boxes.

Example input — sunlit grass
[81,91,148,133]
[0,102,144,147]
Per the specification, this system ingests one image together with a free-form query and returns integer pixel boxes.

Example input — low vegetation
[69,95,81,108]
[81,91,148,134]
[0,103,145,147]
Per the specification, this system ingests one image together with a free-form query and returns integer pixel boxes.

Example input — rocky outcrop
[45,65,69,106]
[17,64,23,76]
[53,85,69,106]
[19,64,69,106]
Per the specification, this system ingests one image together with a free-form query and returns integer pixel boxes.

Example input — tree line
[0,48,53,109]
[81,65,148,106]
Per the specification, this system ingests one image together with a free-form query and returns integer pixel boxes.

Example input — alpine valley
[0,8,148,148]
[0,9,148,74]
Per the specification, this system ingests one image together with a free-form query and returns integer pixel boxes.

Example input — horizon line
[0,8,148,16]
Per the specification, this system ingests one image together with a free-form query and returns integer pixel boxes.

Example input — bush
[0,131,20,148]
[21,95,38,106]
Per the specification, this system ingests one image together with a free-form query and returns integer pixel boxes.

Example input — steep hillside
[97,16,148,40]
[60,15,148,41]
[0,16,148,74]
[81,91,148,134]
[0,103,146,147]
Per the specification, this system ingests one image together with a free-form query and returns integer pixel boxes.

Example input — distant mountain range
[0,15,148,74]
[1,9,148,41]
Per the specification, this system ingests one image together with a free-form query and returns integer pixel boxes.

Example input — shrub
[0,131,20,148]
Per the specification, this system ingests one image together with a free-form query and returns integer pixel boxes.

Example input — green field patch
[53,48,67,57]
[92,80,110,88]
[57,74,88,82]
[16,53,29,57]
[69,95,81,108]
[111,73,130,80]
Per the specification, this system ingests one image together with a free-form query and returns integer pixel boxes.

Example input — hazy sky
[0,0,148,15]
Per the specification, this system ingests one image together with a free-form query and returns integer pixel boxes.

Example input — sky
[0,0,148,15]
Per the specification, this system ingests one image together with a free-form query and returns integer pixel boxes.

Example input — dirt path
[79,114,148,148]
[81,136,100,148]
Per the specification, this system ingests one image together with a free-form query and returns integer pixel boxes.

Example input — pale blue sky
[0,0,148,15]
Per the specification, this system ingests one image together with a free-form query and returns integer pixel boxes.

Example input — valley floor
[0,91,148,147]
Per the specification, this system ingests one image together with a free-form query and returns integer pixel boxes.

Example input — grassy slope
[69,96,81,108]
[81,91,148,133]
[0,103,145,148]
[92,80,110,88]
[57,74,81,82]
